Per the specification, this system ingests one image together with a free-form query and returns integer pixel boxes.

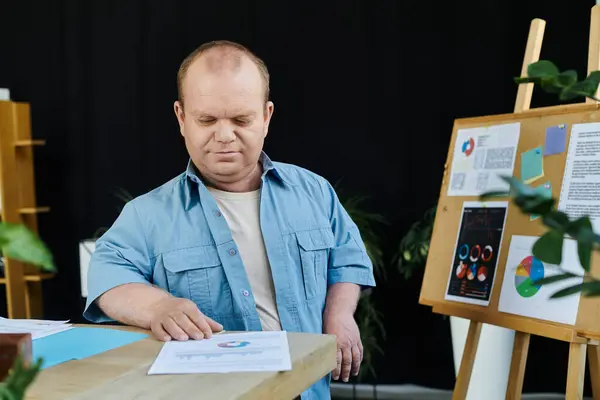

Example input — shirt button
[242,289,249,297]
[229,248,236,256]
[214,210,222,217]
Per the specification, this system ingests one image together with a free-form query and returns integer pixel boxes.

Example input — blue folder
[32,327,149,369]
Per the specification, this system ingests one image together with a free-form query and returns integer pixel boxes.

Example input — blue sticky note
[32,327,148,369]
[521,146,544,184]
[544,124,567,155]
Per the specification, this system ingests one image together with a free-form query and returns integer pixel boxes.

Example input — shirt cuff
[327,266,376,288]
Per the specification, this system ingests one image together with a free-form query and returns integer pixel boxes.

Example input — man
[84,40,376,399]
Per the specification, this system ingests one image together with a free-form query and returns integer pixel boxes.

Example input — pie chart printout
[498,235,585,326]
[515,255,544,298]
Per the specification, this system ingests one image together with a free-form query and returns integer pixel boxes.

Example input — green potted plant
[79,187,134,298]
[0,223,55,399]
[336,189,387,382]
[396,206,436,280]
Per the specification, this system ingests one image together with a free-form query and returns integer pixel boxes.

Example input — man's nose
[214,123,235,143]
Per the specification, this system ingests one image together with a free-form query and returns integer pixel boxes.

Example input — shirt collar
[183,151,292,209]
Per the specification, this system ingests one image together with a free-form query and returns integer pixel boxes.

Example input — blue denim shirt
[84,153,376,399]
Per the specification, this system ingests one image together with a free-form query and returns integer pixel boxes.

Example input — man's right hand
[149,296,223,342]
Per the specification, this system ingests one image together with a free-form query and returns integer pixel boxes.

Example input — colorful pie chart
[467,264,477,280]
[217,340,251,348]
[515,255,544,298]
[477,266,487,282]
[456,261,467,279]
[462,137,475,156]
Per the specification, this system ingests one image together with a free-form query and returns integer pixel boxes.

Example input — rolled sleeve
[83,201,153,323]
[322,181,376,289]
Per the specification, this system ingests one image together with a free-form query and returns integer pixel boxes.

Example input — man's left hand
[323,311,363,382]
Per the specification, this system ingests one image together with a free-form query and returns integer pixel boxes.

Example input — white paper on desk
[557,122,600,232]
[147,331,292,375]
[0,317,73,339]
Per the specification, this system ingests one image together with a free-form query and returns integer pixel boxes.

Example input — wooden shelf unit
[0,100,51,318]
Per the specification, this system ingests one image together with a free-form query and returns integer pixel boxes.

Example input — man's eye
[198,119,215,125]
[235,119,251,125]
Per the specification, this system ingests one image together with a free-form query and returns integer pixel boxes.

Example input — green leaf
[557,70,578,86]
[542,211,570,230]
[581,280,600,296]
[527,60,560,78]
[499,176,536,197]
[0,223,55,272]
[567,217,594,272]
[559,87,584,101]
[550,283,583,298]
[552,280,600,298]
[1,355,43,400]
[566,79,598,99]
[532,230,564,265]
[514,195,555,215]
[532,272,579,286]
[479,190,509,200]
[586,70,600,86]
[541,77,562,94]
[514,76,538,84]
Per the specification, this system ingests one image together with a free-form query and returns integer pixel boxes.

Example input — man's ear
[174,100,185,136]
[263,101,274,137]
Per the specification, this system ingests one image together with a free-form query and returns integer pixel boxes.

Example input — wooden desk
[25,325,337,400]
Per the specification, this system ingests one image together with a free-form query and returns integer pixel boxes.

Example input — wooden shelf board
[14,139,46,147]
[18,207,50,214]
[0,273,55,284]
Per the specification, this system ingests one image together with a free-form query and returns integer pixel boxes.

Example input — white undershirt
[207,187,282,331]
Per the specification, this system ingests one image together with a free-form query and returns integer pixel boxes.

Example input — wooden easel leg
[566,342,587,400]
[587,5,600,103]
[588,344,600,400]
[452,320,482,400]
[505,332,530,400]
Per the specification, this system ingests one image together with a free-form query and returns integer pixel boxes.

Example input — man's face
[174,55,274,184]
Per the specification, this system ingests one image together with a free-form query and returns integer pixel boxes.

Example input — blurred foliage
[0,356,43,400]
[338,188,387,381]
[396,207,436,280]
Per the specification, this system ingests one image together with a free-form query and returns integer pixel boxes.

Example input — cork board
[419,103,600,340]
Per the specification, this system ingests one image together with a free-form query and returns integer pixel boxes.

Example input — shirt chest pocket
[162,245,235,319]
[295,228,335,301]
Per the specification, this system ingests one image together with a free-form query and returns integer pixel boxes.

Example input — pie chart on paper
[467,264,477,280]
[515,255,544,298]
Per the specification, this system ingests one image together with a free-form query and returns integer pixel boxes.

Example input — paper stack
[0,317,73,340]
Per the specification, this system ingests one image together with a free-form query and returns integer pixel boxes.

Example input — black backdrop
[0,0,595,394]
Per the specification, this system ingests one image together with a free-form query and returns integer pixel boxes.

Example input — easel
[419,6,600,400]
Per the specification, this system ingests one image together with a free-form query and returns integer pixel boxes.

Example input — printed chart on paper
[445,201,509,306]
[447,123,520,196]
[498,235,584,325]
[148,331,292,375]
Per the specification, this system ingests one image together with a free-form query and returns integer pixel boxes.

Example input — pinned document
[557,122,600,232]
[521,146,544,184]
